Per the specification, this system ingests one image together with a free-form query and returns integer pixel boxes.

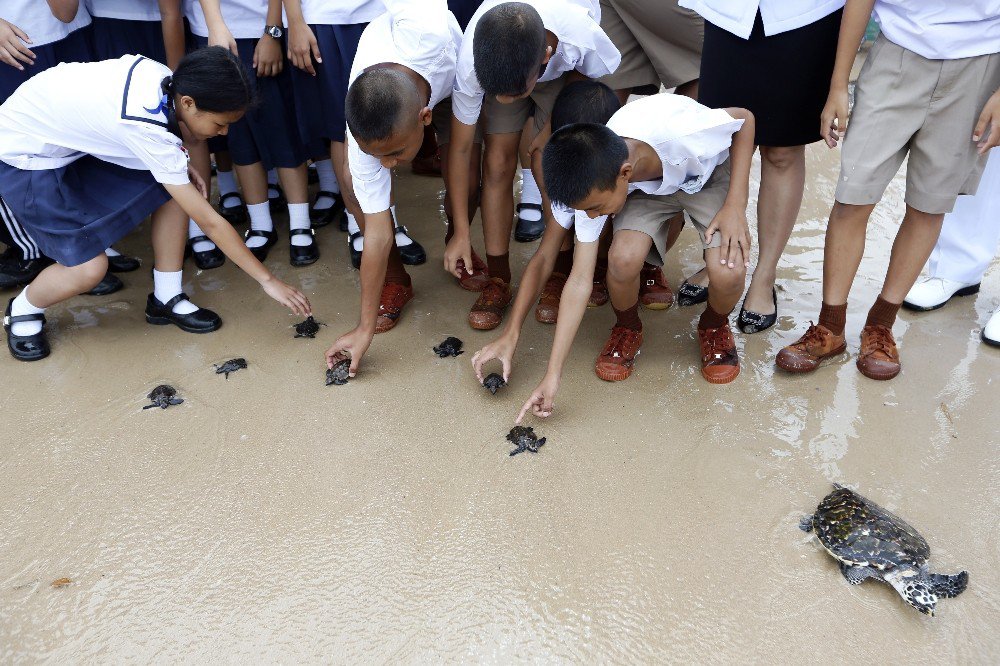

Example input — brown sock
[595,255,608,283]
[445,216,455,245]
[698,304,729,330]
[818,302,848,336]
[554,248,573,276]
[613,301,642,331]
[486,252,511,283]
[384,244,412,287]
[865,295,900,329]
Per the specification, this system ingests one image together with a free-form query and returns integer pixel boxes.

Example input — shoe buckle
[2,315,9,326]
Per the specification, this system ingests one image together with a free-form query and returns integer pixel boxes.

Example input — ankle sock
[216,169,238,197]
[698,304,730,330]
[312,159,339,210]
[486,252,511,284]
[519,168,542,221]
[188,219,216,253]
[347,213,363,251]
[818,301,847,336]
[866,295,900,330]
[10,287,44,336]
[246,202,273,248]
[391,206,414,247]
[554,248,573,276]
[152,269,197,315]
[613,301,642,332]
[385,244,411,286]
[288,203,312,246]
[104,247,121,258]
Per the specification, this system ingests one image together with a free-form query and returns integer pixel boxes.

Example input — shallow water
[1,142,998,662]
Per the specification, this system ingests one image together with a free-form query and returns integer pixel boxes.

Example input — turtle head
[901,580,938,617]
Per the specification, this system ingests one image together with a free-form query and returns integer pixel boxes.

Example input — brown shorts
[613,159,731,266]
[598,0,703,91]
[836,35,1000,215]
[481,76,567,136]
[432,97,484,145]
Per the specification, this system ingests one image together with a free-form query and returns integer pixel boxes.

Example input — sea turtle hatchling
[483,373,506,395]
[433,336,464,357]
[800,484,969,616]
[506,426,546,456]
[213,357,247,379]
[293,316,327,339]
[143,385,184,410]
[326,358,351,386]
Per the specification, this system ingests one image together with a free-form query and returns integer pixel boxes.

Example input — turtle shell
[811,486,929,571]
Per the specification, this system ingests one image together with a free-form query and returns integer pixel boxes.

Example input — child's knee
[607,244,645,282]
[760,145,804,171]
[78,254,109,287]
[706,259,746,292]
[482,142,517,184]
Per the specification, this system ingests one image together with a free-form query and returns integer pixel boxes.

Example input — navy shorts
[289,23,366,145]
[88,17,167,63]
[0,27,92,104]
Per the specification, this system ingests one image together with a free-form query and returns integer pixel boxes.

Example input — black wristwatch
[265,25,283,39]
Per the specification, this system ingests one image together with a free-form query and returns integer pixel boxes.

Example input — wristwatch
[265,25,283,39]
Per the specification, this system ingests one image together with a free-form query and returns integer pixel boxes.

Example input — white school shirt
[873,0,1000,60]
[347,1,462,215]
[678,0,844,39]
[451,0,621,126]
[185,0,271,39]
[300,0,385,26]
[0,56,190,185]
[86,0,161,22]
[2,1,92,48]
[558,94,744,243]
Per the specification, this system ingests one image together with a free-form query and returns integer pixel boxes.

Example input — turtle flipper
[170,398,184,405]
[925,571,968,599]
[840,562,877,585]
[799,515,814,532]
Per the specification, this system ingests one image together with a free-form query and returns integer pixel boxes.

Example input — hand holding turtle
[261,277,311,317]
[471,334,516,384]
[326,327,371,377]
[515,373,559,425]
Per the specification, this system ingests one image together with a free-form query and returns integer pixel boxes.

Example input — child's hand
[261,277,312,316]
[516,374,560,424]
[443,233,473,279]
[0,19,33,71]
[974,88,1000,155]
[288,21,321,76]
[187,165,209,198]
[704,203,751,269]
[254,34,283,77]
[207,25,238,56]
[472,334,516,383]
[325,327,372,378]
[820,86,850,148]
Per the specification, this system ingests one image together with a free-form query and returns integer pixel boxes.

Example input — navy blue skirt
[88,17,167,63]
[0,27,92,104]
[289,23,366,145]
[0,158,170,267]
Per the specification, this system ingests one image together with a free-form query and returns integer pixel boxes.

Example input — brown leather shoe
[775,322,847,373]
[535,272,566,324]
[639,264,674,310]
[698,324,740,384]
[595,325,643,381]
[374,282,414,334]
[856,324,900,380]
[457,249,490,292]
[468,278,512,330]
[589,278,609,308]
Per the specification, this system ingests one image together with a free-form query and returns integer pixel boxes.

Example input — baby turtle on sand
[801,484,968,616]
[506,426,546,456]
[293,316,327,339]
[433,336,464,357]
[326,358,351,386]
[143,385,183,410]
[483,373,506,395]
[213,357,247,379]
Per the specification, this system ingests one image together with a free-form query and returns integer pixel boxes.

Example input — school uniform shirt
[86,0,161,22]
[0,55,189,185]
[451,0,621,127]
[678,0,844,39]
[185,0,271,39]
[559,94,744,242]
[300,0,385,26]
[872,0,1000,60]
[2,0,92,48]
[347,1,463,215]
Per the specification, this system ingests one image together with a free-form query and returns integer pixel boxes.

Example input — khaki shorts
[432,96,484,145]
[598,0,703,91]
[613,159,731,266]
[482,76,567,136]
[836,35,1000,215]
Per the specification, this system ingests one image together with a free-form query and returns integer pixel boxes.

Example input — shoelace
[701,326,733,359]
[861,326,895,356]
[796,321,829,349]
[602,327,638,358]
[478,281,508,307]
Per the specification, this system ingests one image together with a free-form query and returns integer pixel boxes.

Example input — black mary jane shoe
[514,203,545,242]
[738,287,778,334]
[244,229,277,262]
[349,231,363,270]
[310,190,346,229]
[4,298,50,361]
[86,271,124,296]
[677,280,709,307]
[268,183,287,213]
[0,255,54,290]
[107,253,141,273]
[218,191,247,226]
[188,236,226,270]
[145,292,222,334]
[395,224,426,266]
[289,228,320,266]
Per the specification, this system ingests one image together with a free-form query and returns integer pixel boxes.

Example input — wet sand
[1,142,998,662]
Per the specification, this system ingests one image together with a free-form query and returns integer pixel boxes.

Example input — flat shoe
[188,236,225,270]
[514,203,544,242]
[86,271,124,296]
[145,292,221,334]
[395,224,426,265]
[310,190,345,229]
[349,231,363,270]
[738,286,777,334]
[677,280,708,306]
[289,228,319,266]
[218,192,246,225]
[107,254,141,273]
[4,297,49,361]
[245,229,277,262]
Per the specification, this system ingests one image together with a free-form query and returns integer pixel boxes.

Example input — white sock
[391,206,413,247]
[267,169,280,199]
[519,168,542,222]
[105,247,121,258]
[313,159,339,210]
[246,202,273,248]
[152,269,198,315]
[216,169,238,196]
[188,219,216,253]
[288,203,312,247]
[347,213,363,251]
[10,286,44,336]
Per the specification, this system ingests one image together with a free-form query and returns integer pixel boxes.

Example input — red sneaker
[457,249,490,292]
[698,324,739,384]
[639,264,674,310]
[589,278,609,308]
[374,282,414,334]
[594,326,643,382]
[535,272,566,324]
[468,278,512,330]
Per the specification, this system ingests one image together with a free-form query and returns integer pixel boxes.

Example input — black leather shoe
[310,190,346,229]
[738,287,778,334]
[395,225,426,265]
[4,298,49,361]
[514,203,544,242]
[188,236,225,270]
[145,292,222,333]
[0,255,54,290]
[218,192,247,226]
[86,271,124,296]
[677,280,709,307]
[245,229,277,262]
[268,183,286,213]
[289,228,319,266]
[107,253,141,273]
[308,164,319,185]
[349,231,363,270]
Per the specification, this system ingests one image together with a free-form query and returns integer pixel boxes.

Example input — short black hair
[542,124,628,208]
[473,2,546,97]
[551,81,620,130]
[345,67,421,143]
[168,46,254,112]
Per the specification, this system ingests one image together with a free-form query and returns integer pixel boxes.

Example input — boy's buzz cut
[473,2,546,97]
[550,81,621,130]
[543,124,628,208]
[345,68,421,144]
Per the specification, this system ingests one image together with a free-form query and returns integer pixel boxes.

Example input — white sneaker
[983,307,1000,347]
[902,276,980,312]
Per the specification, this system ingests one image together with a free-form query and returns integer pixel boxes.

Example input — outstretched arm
[820,0,875,147]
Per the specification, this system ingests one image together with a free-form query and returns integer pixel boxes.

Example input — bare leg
[607,230,654,309]
[151,200,187,272]
[704,246,747,315]
[481,131,520,257]
[880,205,945,303]
[277,164,309,205]
[234,162,269,206]
[25,255,108,307]
[822,202,877,305]
[441,141,482,222]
